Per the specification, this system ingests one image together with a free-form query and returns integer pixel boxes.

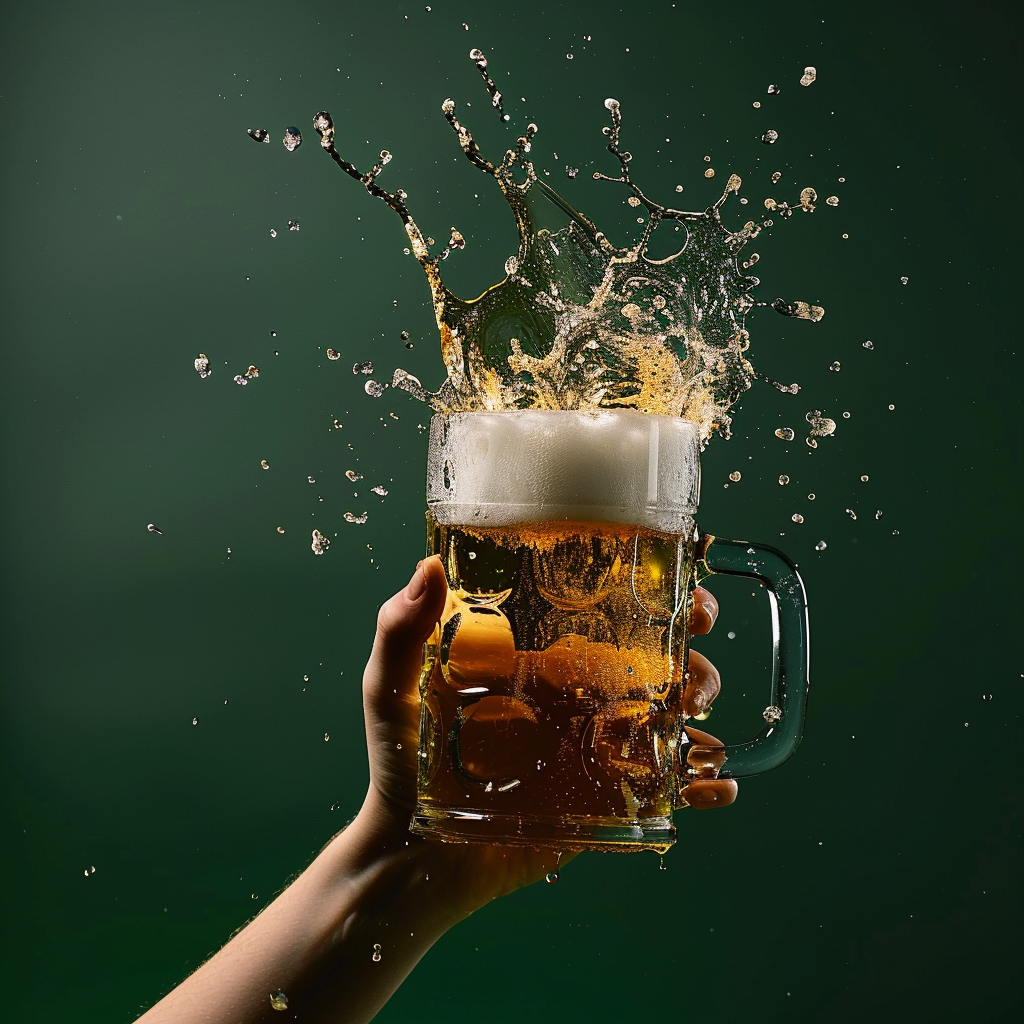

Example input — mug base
[410,804,676,853]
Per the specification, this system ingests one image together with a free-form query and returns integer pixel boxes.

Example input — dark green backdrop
[3,2,1021,1022]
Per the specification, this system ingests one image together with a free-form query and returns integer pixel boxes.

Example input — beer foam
[427,410,700,532]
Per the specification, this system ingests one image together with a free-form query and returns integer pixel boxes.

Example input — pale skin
[136,556,736,1024]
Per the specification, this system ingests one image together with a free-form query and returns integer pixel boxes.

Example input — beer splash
[312,50,825,441]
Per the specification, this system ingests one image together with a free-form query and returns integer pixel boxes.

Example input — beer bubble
[345,512,369,524]
[761,129,779,145]
[194,353,211,378]
[800,67,817,87]
[327,349,341,360]
[778,475,790,485]
[807,493,816,500]
[311,530,330,555]
[353,360,373,374]
[372,943,382,962]
[860,475,869,482]
[282,127,302,152]
[752,101,761,108]
[791,514,804,523]
[842,411,851,419]
[247,128,270,143]
[728,471,742,482]
[763,705,783,723]
[365,380,385,397]
[814,540,827,551]
[775,427,795,441]
[888,404,895,410]
[270,990,289,1011]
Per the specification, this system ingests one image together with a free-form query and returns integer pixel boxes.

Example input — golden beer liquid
[413,514,697,852]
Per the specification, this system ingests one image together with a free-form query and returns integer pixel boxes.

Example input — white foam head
[427,410,700,533]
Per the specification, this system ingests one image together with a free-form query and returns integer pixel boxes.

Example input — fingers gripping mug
[410,410,809,853]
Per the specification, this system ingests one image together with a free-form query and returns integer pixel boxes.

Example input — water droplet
[775,427,795,441]
[194,353,212,378]
[327,348,341,360]
[288,220,299,231]
[814,540,827,551]
[763,705,783,723]
[728,471,742,482]
[311,529,330,555]
[807,493,816,501]
[371,485,388,496]
[761,129,779,145]
[545,871,559,884]
[791,514,804,524]
[862,340,874,350]
[767,84,781,95]
[860,475,869,482]
[365,380,385,397]
[260,459,269,470]
[874,510,884,520]
[147,523,163,534]
[674,184,684,192]
[346,469,363,482]
[752,101,761,109]
[344,511,369,524]
[270,989,289,1011]
[352,360,373,374]
[888,404,895,411]
[282,127,302,152]
[324,733,330,742]
[247,128,270,143]
[192,717,198,726]
[704,168,715,178]
[845,508,857,520]
[233,374,248,386]
[307,475,316,484]
[829,361,841,371]
[84,865,96,877]
[800,66,817,87]
[825,195,839,207]
[604,97,620,111]
[269,228,277,238]
[372,943,383,962]
[276,526,285,534]
[778,475,790,485]
[900,276,909,285]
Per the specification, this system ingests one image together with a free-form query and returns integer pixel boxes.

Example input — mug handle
[682,533,810,781]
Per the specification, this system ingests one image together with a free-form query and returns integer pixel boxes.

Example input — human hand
[358,560,736,916]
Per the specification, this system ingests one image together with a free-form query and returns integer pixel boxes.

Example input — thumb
[363,557,448,717]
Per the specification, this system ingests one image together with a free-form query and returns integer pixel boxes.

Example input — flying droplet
[282,127,302,152]
[778,475,790,485]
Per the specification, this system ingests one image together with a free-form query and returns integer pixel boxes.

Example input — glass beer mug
[410,409,809,852]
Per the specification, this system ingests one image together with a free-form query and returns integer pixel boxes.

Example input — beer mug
[410,409,809,852]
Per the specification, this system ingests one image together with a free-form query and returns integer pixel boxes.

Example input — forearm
[136,792,470,1024]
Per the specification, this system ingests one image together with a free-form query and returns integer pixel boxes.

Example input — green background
[3,2,1021,1021]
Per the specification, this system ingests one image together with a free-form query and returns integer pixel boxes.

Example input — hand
[360,559,737,915]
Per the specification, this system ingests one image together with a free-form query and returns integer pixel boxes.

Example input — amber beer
[411,410,702,852]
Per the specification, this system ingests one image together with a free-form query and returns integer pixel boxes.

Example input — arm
[137,557,734,1023]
